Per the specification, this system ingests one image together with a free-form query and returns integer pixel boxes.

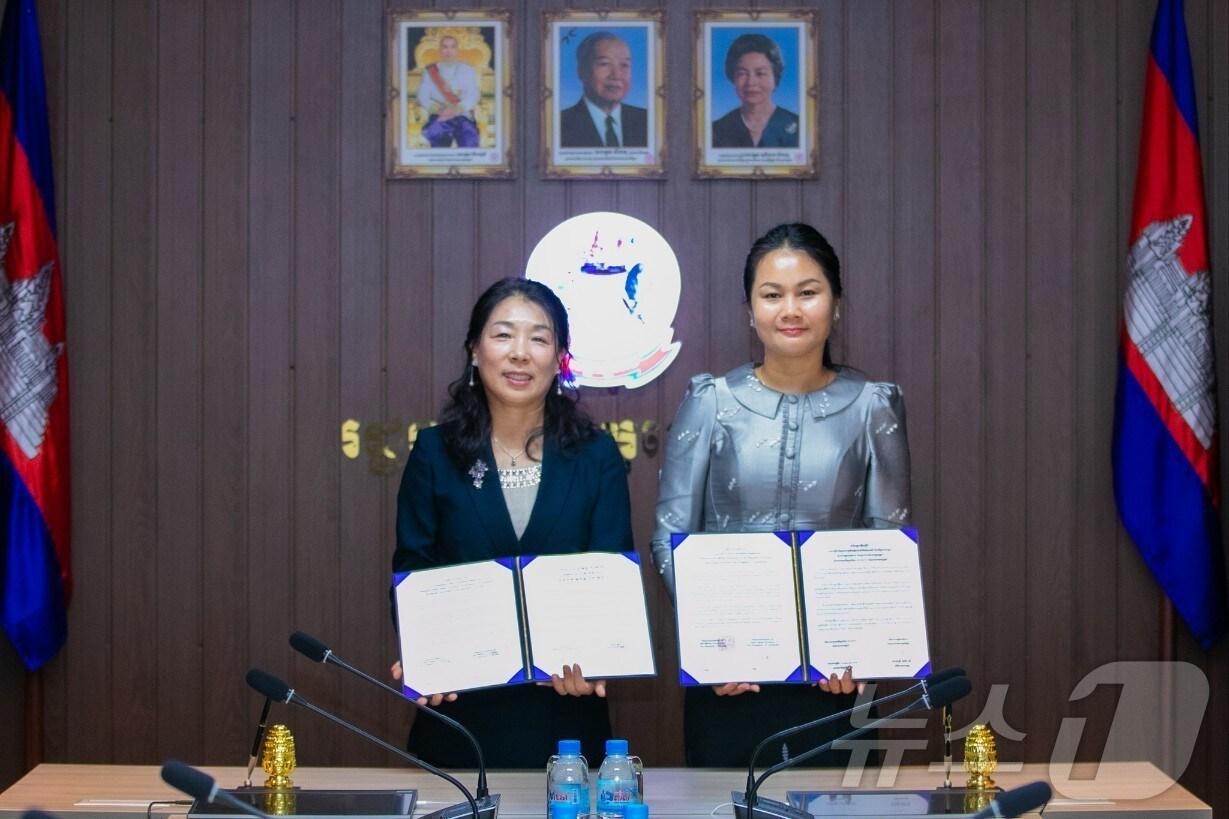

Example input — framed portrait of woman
[387,10,514,178]
[694,10,817,178]
[542,10,666,179]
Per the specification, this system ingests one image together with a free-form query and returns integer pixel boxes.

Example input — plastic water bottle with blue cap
[595,739,643,818]
[547,739,591,814]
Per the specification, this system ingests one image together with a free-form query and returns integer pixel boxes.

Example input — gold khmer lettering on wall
[342,418,660,476]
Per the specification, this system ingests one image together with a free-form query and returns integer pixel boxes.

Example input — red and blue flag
[1113,0,1226,649]
[0,0,71,671]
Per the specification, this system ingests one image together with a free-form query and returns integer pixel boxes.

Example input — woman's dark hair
[724,33,785,87]
[742,223,843,369]
[437,277,596,472]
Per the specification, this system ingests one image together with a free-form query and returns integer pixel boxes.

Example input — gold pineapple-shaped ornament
[261,724,297,790]
[262,789,298,816]
[964,724,997,791]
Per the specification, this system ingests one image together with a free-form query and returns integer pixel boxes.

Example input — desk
[0,764,1209,819]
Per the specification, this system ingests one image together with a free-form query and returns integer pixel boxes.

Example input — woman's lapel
[466,443,519,551]
[519,436,576,549]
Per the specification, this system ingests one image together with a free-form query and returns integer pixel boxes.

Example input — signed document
[798,529,931,680]
[671,529,930,685]
[394,552,655,698]
[672,532,803,685]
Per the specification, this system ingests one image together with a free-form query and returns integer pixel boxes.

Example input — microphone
[970,782,1052,819]
[288,631,489,798]
[162,760,268,819]
[737,676,973,819]
[242,697,273,787]
[245,669,495,819]
[744,666,966,795]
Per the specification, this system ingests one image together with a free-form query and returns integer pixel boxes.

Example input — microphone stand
[289,632,489,799]
[735,677,971,819]
[743,670,961,799]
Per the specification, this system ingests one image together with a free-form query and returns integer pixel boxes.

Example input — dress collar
[724,362,867,420]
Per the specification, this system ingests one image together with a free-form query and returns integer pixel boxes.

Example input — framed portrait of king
[694,10,817,178]
[387,10,514,178]
[542,10,665,179]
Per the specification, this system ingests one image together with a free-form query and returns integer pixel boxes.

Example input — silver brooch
[468,459,489,489]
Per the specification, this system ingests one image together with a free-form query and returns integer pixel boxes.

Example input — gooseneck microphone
[739,676,973,819]
[970,782,1053,819]
[245,669,484,819]
[162,761,269,819]
[288,631,489,798]
[744,666,967,799]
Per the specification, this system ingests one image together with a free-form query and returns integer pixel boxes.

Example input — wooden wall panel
[934,0,984,734]
[154,0,206,763]
[246,0,296,749]
[3,3,1225,818]
[1070,0,1125,760]
[338,0,393,766]
[981,0,1030,758]
[109,0,159,766]
[61,0,113,764]
[201,0,252,766]
[291,0,346,762]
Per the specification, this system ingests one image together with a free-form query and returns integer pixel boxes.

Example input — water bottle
[595,739,643,818]
[547,739,591,814]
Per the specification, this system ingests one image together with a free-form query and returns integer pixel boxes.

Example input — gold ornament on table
[261,723,297,790]
[962,789,994,814]
[964,724,998,790]
[262,789,298,816]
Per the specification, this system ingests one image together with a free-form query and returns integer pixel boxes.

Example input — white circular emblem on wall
[526,212,681,389]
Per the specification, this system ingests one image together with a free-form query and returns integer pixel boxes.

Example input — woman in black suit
[391,277,632,767]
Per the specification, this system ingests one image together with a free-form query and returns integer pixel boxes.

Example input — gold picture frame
[387,9,514,178]
[694,10,817,178]
[542,9,666,179]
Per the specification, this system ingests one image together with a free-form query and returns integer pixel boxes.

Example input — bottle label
[549,783,588,807]
[596,778,638,816]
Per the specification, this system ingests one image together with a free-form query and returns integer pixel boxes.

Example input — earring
[835,309,841,321]
[556,376,563,396]
[749,317,755,328]
[468,361,476,387]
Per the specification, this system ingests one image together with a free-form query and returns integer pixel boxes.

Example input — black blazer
[559,98,649,148]
[394,425,633,572]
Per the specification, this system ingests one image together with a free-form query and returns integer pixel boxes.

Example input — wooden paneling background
[2,0,1228,816]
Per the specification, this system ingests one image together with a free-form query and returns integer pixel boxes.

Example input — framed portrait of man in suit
[543,11,665,179]
[694,10,817,178]
[387,10,514,178]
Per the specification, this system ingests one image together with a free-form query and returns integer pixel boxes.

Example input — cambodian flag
[1112,0,1226,650]
[0,0,72,671]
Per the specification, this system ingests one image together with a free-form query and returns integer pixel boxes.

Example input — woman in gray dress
[650,223,911,767]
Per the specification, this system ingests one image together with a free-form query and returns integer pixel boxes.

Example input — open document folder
[394,551,656,698]
[671,529,931,685]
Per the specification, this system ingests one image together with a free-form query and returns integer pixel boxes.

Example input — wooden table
[0,763,1210,819]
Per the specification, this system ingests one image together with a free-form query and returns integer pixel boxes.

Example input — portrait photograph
[387,10,513,178]
[694,10,817,178]
[543,11,665,178]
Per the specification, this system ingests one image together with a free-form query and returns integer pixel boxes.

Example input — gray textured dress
[650,363,912,766]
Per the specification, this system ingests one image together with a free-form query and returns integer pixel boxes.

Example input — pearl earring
[468,361,476,387]
[556,376,563,396]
